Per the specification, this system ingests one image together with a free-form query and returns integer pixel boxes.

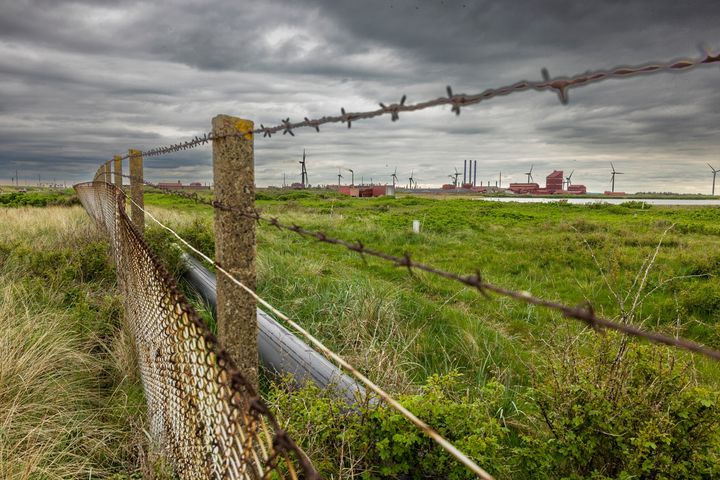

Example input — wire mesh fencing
[74,180,319,480]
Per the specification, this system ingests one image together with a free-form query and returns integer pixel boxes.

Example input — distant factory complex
[264,150,720,197]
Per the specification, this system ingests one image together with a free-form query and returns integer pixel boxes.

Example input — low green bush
[518,336,720,479]
[266,371,512,479]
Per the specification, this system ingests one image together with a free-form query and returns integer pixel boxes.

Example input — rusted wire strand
[122,175,720,362]
[109,47,719,161]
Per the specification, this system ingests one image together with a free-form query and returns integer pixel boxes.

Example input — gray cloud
[0,0,719,193]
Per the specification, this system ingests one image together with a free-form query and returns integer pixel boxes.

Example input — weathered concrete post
[103,162,111,184]
[212,114,257,389]
[113,155,123,188]
[128,149,144,233]
[113,155,125,210]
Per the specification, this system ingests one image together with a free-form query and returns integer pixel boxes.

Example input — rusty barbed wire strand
[120,174,720,363]
[108,47,720,161]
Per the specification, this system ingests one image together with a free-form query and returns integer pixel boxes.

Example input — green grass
[144,190,720,386]
[6,187,717,478]
[0,188,79,207]
[139,189,720,478]
[0,206,151,479]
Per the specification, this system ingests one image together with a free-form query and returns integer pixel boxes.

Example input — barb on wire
[116,175,720,363]
[103,47,718,163]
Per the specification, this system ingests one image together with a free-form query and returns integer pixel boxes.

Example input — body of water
[474,197,720,206]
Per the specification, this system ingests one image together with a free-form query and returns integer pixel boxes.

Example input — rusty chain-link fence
[75,180,319,480]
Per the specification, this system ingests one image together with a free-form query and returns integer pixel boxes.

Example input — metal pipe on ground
[181,253,366,405]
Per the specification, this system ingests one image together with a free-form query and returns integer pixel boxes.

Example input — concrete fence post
[113,155,125,209]
[128,149,144,233]
[212,114,258,390]
[104,161,111,184]
[113,155,123,188]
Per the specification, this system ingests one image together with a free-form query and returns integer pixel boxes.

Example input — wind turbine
[565,170,574,189]
[337,169,343,188]
[525,164,534,183]
[299,149,308,187]
[708,163,719,196]
[610,162,623,193]
[449,168,461,187]
[408,170,416,189]
[390,167,398,188]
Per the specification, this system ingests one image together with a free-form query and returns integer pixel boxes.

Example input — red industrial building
[509,170,586,195]
[338,185,395,197]
[157,181,207,190]
[442,183,488,192]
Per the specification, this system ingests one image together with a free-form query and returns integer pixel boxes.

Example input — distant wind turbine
[610,162,624,193]
[408,170,416,189]
[390,167,399,188]
[525,164,534,183]
[708,163,719,196]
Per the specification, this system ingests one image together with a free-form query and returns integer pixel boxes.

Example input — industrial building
[508,170,586,195]
[157,181,207,190]
[338,185,395,197]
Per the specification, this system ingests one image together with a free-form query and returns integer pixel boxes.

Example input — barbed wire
[103,46,719,162]
[117,175,720,362]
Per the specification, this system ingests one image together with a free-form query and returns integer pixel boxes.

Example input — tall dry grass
[0,206,147,479]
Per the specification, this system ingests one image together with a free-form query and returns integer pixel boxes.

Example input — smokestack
[474,160,477,187]
[463,160,467,184]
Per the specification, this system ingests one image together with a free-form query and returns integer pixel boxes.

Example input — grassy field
[3,188,719,478]
[145,190,720,383]
[142,189,720,478]
[0,205,155,479]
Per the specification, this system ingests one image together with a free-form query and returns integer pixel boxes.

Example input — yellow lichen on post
[213,114,258,390]
[234,119,254,141]
[128,149,144,234]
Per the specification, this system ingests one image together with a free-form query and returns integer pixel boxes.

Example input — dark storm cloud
[0,0,718,192]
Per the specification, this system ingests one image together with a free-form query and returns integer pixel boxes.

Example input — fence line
[102,47,719,161]
[125,174,720,363]
[75,181,320,480]
[129,194,496,480]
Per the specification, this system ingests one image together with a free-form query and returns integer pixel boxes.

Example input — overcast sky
[1,0,719,193]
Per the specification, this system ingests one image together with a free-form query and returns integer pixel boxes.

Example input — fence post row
[128,149,144,234]
[212,114,258,390]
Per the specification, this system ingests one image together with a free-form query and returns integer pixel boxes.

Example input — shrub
[265,371,512,479]
[517,334,720,479]
[620,201,651,209]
